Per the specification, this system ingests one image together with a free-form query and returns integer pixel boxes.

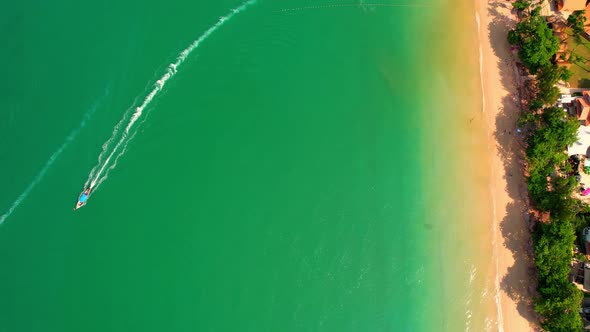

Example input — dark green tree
[537,64,573,83]
[514,10,586,331]
[535,65,571,104]
[533,199,583,331]
[526,107,579,208]
[509,9,560,72]
[535,281,583,331]
[535,219,575,287]
[513,0,531,11]
[560,68,573,82]
[545,178,577,218]
[528,98,545,111]
[537,85,561,105]
[567,10,587,35]
[508,30,520,45]
[527,108,578,164]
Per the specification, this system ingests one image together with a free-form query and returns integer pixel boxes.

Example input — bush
[528,98,544,111]
[519,111,538,126]
[508,30,520,45]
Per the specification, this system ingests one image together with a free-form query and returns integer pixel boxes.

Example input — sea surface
[0,0,498,331]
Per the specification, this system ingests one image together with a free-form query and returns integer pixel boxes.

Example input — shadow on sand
[486,2,541,328]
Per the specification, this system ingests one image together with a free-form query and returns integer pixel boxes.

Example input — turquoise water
[0,1,488,331]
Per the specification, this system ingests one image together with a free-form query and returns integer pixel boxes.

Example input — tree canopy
[524,107,583,331]
[535,280,583,332]
[536,65,572,105]
[567,10,587,36]
[512,7,585,330]
[513,0,531,11]
[526,107,579,176]
[508,9,560,73]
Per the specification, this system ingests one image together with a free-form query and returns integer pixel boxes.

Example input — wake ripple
[0,88,109,225]
[84,0,258,195]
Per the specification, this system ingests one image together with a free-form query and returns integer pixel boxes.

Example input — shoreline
[474,0,537,331]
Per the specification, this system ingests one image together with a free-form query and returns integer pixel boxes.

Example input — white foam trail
[0,91,108,225]
[475,11,486,113]
[86,0,257,191]
[84,93,142,189]
[93,128,139,189]
[84,103,134,188]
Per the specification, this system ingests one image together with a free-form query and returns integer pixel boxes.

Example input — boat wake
[79,0,257,204]
[0,88,109,225]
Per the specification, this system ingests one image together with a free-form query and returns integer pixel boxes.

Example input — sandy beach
[475,0,538,331]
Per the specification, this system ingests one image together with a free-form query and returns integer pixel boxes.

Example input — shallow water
[0,1,497,330]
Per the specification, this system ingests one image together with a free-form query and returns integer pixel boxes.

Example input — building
[571,259,590,292]
[583,3,590,35]
[559,94,574,104]
[568,126,590,155]
[583,297,590,329]
[558,0,589,12]
[584,228,590,253]
[577,91,590,126]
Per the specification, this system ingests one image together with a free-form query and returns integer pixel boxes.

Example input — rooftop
[559,0,588,12]
[580,95,590,120]
[540,0,559,16]
[559,94,574,103]
[568,125,590,155]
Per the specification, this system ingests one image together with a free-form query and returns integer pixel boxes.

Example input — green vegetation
[525,108,583,331]
[564,29,590,88]
[526,107,579,210]
[536,65,572,105]
[567,10,587,36]
[507,6,571,100]
[513,0,532,11]
[511,5,586,330]
[575,252,589,262]
[508,7,560,73]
